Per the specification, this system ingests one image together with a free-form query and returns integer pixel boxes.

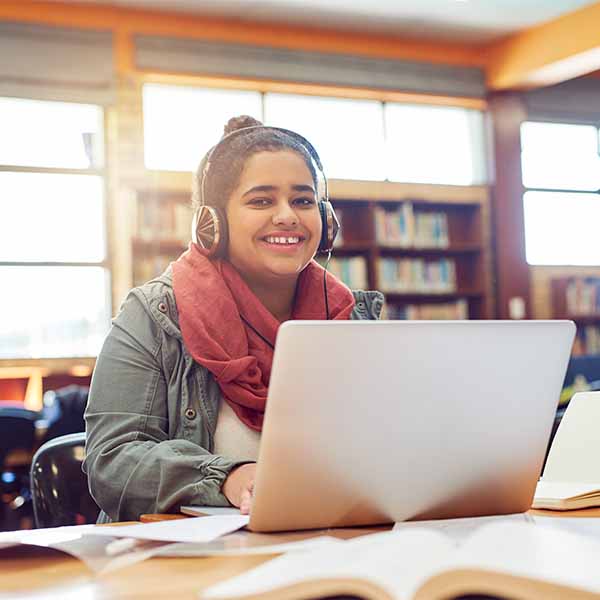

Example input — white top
[213,399,261,462]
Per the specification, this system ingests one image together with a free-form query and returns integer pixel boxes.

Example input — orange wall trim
[486,1,600,90]
[0,1,487,67]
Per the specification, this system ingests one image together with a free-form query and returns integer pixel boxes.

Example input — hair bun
[223,115,263,136]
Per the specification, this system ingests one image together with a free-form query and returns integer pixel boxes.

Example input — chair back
[30,432,99,528]
[0,407,37,467]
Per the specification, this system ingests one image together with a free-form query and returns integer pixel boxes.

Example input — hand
[222,463,256,515]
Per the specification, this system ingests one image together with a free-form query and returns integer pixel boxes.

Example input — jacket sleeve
[83,292,245,522]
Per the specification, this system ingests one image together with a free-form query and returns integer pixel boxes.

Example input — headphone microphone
[191,125,339,322]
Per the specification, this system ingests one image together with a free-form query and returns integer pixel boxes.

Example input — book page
[201,529,455,600]
[393,513,533,545]
[535,480,600,501]
[447,522,600,594]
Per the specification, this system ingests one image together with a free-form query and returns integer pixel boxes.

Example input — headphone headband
[199,125,328,208]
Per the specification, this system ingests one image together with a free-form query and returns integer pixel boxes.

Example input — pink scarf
[172,244,355,431]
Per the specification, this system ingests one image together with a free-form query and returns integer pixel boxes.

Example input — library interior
[2,1,600,599]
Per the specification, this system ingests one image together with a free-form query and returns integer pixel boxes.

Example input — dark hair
[191,115,318,212]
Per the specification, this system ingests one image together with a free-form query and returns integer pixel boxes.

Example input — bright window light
[521,122,600,191]
[143,84,262,171]
[264,93,386,181]
[384,103,487,185]
[0,266,111,358]
[0,172,105,262]
[0,97,104,168]
[523,191,600,265]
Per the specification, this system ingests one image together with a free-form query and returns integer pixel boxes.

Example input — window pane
[0,266,111,359]
[523,191,600,265]
[143,84,262,171]
[0,97,104,168]
[0,172,105,262]
[521,122,600,191]
[384,104,487,185]
[264,93,386,181]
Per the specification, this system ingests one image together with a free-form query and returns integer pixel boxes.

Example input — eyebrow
[242,184,316,197]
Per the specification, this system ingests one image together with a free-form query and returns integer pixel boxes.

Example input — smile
[262,236,304,245]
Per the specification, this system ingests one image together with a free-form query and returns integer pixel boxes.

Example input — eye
[293,196,316,207]
[248,197,271,207]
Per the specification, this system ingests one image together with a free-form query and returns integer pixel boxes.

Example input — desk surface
[2,509,600,600]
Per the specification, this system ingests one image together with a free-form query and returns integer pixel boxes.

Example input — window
[142,83,489,187]
[384,103,487,185]
[264,93,386,181]
[521,121,600,266]
[143,84,262,171]
[0,97,110,359]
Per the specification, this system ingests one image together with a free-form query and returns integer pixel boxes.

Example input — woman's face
[225,150,322,286]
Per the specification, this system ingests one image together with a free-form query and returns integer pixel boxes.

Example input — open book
[199,521,600,600]
[533,391,600,511]
[533,480,600,510]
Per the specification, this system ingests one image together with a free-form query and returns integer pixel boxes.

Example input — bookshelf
[130,190,191,287]
[331,196,489,319]
[552,277,600,356]
[126,182,492,320]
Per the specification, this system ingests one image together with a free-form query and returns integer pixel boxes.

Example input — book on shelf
[200,521,600,600]
[133,254,174,286]
[323,256,368,289]
[375,204,449,248]
[572,325,600,356]
[533,391,600,510]
[387,300,468,320]
[135,196,192,244]
[378,258,456,294]
[332,207,343,247]
[565,277,600,317]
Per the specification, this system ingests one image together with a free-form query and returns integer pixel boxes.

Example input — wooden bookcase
[551,277,600,356]
[127,182,492,319]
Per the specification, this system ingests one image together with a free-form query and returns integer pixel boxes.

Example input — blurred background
[1,0,600,530]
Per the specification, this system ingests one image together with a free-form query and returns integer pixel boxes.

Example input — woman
[84,116,384,522]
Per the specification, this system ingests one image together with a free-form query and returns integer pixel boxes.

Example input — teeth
[265,236,300,244]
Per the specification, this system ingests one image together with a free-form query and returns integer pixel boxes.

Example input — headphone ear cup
[192,205,229,258]
[318,201,340,253]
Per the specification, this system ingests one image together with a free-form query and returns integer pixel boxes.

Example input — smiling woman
[83,115,384,523]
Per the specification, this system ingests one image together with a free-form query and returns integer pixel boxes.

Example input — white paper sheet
[393,513,534,544]
[86,515,249,543]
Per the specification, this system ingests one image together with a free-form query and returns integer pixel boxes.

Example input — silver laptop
[187,320,575,532]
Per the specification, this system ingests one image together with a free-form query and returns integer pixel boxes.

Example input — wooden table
[1,509,600,600]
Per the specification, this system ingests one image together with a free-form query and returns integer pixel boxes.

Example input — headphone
[191,125,339,258]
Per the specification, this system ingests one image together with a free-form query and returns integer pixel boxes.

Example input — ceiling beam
[486,1,600,91]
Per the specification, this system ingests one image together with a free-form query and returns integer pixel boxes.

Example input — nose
[272,202,299,227]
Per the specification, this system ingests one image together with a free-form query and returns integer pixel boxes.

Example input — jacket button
[158,302,167,313]
[185,408,196,420]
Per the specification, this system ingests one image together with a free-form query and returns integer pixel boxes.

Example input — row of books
[133,254,174,287]
[135,198,192,243]
[374,204,449,248]
[386,299,469,320]
[566,278,600,316]
[378,257,456,293]
[572,325,600,356]
[325,256,368,289]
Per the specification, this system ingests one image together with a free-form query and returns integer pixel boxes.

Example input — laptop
[183,320,575,532]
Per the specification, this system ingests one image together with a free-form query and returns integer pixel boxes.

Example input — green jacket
[84,267,384,522]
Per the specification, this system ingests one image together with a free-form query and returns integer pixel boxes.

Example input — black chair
[30,432,100,528]
[39,385,89,444]
[0,406,38,530]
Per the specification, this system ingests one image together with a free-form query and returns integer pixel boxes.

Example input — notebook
[533,391,600,510]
